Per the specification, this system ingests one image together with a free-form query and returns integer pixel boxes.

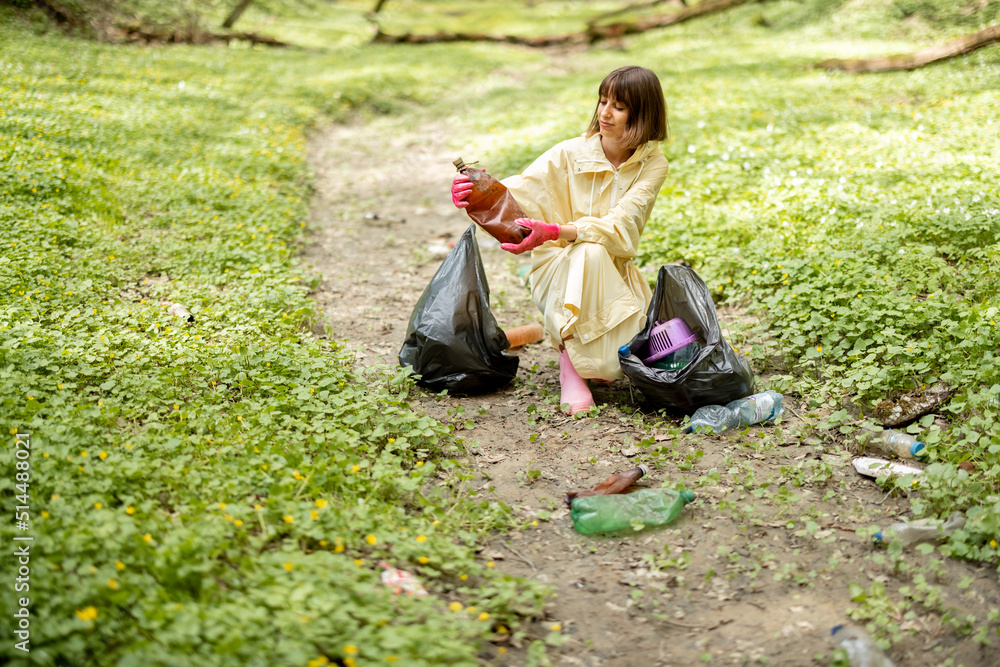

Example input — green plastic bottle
[570,488,695,535]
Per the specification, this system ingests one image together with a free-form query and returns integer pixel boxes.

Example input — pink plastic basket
[644,318,698,365]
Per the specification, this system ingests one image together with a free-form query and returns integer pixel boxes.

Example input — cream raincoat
[502,133,669,380]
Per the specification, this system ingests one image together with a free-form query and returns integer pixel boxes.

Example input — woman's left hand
[500,218,562,255]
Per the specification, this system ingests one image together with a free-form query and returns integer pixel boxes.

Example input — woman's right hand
[451,174,473,208]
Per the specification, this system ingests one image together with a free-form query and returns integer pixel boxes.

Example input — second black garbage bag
[621,265,754,412]
[398,224,518,394]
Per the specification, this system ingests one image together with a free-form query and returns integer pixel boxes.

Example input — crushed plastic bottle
[565,464,648,506]
[168,303,194,322]
[874,511,966,547]
[830,624,895,667]
[859,427,925,460]
[684,390,784,434]
[379,561,428,597]
[852,457,924,479]
[569,487,694,534]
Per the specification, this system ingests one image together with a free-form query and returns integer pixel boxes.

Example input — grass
[0,9,550,666]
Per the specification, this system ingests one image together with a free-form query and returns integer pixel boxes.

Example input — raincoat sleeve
[500,144,572,225]
[573,157,669,259]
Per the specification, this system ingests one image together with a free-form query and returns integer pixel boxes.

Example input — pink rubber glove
[451,173,475,208]
[500,218,561,255]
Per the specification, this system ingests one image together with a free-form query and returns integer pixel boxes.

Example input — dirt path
[304,114,1000,666]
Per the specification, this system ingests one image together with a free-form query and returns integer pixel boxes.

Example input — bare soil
[304,114,1000,666]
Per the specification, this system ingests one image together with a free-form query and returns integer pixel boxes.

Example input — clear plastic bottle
[570,487,695,534]
[565,464,648,505]
[618,344,643,366]
[830,624,895,667]
[874,511,966,547]
[859,427,925,460]
[684,390,785,434]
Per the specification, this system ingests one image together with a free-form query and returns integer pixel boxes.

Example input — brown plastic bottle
[454,157,529,245]
[565,464,649,505]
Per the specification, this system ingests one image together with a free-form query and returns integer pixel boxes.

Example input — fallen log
[373,0,771,47]
[814,23,1000,73]
[118,25,291,47]
[585,0,685,27]
[588,0,766,41]
[371,27,586,47]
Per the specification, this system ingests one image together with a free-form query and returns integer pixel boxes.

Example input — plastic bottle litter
[168,303,194,322]
[830,624,895,667]
[619,344,643,366]
[565,464,648,506]
[684,390,785,434]
[852,457,924,479]
[874,511,966,547]
[453,157,529,245]
[379,561,428,597]
[503,323,545,349]
[859,427,925,460]
[569,487,695,535]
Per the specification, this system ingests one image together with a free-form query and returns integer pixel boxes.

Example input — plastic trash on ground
[852,457,924,479]
[858,427,925,460]
[830,624,895,667]
[564,465,648,506]
[379,561,428,597]
[399,224,518,394]
[684,390,784,434]
[168,303,194,322]
[874,511,966,547]
[502,322,544,349]
[569,488,694,535]
[620,265,754,412]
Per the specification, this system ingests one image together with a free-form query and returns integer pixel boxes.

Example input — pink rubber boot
[559,349,595,415]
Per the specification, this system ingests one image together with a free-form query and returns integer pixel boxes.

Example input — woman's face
[597,96,629,142]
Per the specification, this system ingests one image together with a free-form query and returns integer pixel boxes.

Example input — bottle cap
[679,489,695,504]
[453,157,466,170]
[637,464,649,477]
[618,345,631,357]
[910,442,925,457]
[873,531,884,544]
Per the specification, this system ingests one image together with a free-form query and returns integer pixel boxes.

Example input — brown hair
[586,66,669,150]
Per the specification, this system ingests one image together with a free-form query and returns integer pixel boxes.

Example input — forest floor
[302,112,1000,666]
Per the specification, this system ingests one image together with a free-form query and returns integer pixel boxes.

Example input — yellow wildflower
[75,606,98,621]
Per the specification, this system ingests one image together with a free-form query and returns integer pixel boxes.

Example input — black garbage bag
[399,224,519,394]
[621,265,754,412]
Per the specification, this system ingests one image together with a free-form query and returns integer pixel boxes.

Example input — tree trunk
[374,0,768,47]
[222,0,255,30]
[814,24,1000,73]
[587,0,764,42]
[586,0,685,28]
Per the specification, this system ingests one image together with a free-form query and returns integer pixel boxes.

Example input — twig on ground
[505,542,537,572]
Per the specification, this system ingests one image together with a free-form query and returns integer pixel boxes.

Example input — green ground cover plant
[4,0,1000,662]
[0,11,549,665]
